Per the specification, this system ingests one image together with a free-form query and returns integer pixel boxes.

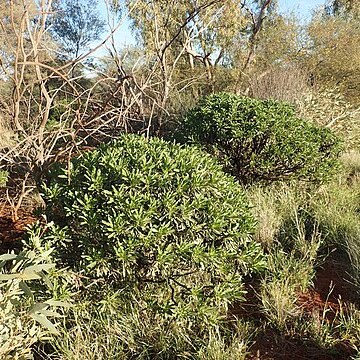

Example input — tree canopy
[48,0,105,59]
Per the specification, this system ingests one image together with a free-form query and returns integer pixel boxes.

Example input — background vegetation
[0,0,360,359]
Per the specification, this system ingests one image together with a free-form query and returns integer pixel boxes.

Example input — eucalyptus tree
[306,0,360,103]
[48,0,105,59]
[114,0,277,120]
[325,0,360,17]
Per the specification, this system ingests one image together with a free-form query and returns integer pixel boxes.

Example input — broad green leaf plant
[0,223,70,359]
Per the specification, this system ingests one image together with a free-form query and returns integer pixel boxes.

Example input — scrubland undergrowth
[1,1,360,358]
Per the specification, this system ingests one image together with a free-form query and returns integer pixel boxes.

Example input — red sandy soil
[297,257,358,321]
[0,203,38,251]
[313,256,358,305]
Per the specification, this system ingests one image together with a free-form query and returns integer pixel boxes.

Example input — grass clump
[307,152,360,291]
[48,298,256,360]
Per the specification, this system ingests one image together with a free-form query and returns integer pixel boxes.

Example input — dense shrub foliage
[43,134,265,324]
[177,92,343,184]
[0,223,68,359]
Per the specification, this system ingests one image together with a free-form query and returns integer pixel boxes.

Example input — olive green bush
[0,223,68,359]
[43,134,265,327]
[177,92,343,184]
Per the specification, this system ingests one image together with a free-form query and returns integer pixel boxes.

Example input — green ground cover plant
[0,223,69,359]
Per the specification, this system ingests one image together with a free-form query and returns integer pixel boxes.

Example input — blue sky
[278,0,325,20]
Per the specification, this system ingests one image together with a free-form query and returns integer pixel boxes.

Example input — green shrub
[43,134,265,326]
[177,92,343,184]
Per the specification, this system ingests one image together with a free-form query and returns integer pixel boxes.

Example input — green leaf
[30,313,59,334]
